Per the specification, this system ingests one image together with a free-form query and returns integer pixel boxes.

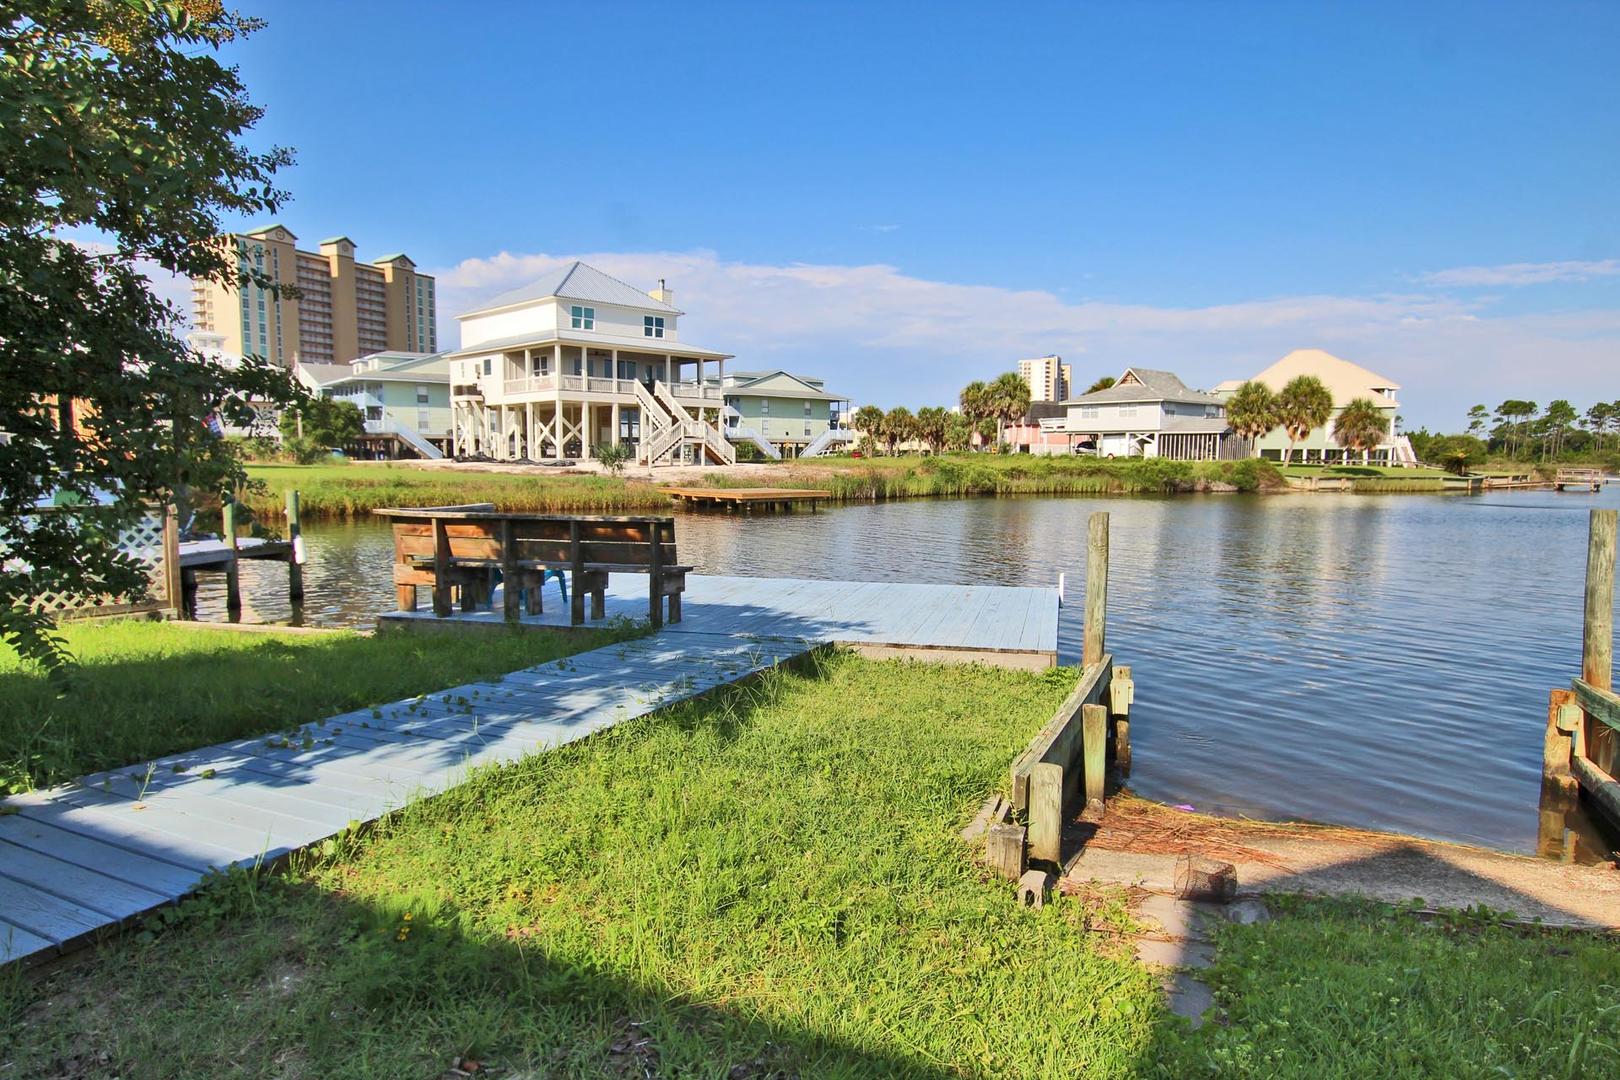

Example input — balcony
[495,375,723,403]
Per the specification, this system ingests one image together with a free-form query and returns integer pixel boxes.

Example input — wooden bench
[375,505,689,627]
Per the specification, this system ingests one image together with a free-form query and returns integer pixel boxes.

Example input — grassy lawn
[0,618,642,796]
[244,462,670,520]
[5,651,1615,1077]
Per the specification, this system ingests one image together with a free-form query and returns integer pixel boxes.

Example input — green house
[296,351,451,459]
[721,370,849,458]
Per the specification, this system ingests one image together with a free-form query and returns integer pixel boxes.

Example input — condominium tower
[190,225,437,367]
[1019,355,1072,402]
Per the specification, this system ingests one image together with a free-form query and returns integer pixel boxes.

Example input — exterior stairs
[634,380,734,466]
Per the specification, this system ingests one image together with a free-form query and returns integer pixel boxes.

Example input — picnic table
[374,504,689,627]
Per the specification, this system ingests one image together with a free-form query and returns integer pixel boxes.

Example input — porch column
[665,353,672,386]
[696,358,704,390]
[553,343,561,377]
[611,348,620,394]
[526,401,536,459]
[611,401,621,447]
[524,347,531,384]
[553,404,565,458]
[583,404,595,458]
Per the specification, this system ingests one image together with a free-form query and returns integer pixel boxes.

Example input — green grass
[1278,464,1451,478]
[713,454,1285,499]
[1154,896,1620,1077]
[244,463,670,520]
[3,654,1618,1077]
[0,618,643,795]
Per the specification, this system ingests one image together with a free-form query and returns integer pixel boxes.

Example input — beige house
[1212,349,1413,465]
[447,262,735,465]
[190,225,436,367]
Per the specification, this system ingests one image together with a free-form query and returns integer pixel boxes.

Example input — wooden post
[500,518,520,622]
[161,503,182,618]
[1029,761,1063,864]
[1083,511,1109,669]
[1110,664,1133,774]
[222,495,240,616]
[1081,703,1107,812]
[648,519,665,628]
[1583,509,1616,773]
[431,517,452,617]
[986,822,1026,881]
[285,490,304,606]
[569,520,585,626]
[1543,688,1577,788]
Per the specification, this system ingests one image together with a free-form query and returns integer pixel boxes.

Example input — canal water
[200,488,1620,857]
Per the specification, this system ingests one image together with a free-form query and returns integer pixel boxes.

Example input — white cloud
[429,249,1620,429]
[1419,259,1620,287]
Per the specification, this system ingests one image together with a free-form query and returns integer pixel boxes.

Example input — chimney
[649,278,673,306]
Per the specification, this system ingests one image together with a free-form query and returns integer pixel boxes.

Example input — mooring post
[1583,509,1616,773]
[1110,664,1134,774]
[1083,511,1109,670]
[222,494,241,616]
[285,489,304,607]
[1542,687,1578,788]
[1081,703,1107,813]
[1029,762,1063,865]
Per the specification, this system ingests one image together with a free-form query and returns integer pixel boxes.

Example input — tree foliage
[1331,397,1391,460]
[1,1,302,675]
[1084,376,1116,394]
[1273,376,1334,465]
[1224,380,1277,441]
[913,405,948,454]
[986,371,1031,448]
[278,397,364,462]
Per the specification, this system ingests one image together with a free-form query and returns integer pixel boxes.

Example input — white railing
[503,374,557,395]
[800,428,857,458]
[725,425,780,460]
[670,381,723,402]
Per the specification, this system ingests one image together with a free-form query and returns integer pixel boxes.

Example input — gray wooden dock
[0,574,1057,966]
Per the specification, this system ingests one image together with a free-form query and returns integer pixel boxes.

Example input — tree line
[851,371,1033,455]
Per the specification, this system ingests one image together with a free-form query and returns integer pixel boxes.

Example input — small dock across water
[664,486,832,512]
[0,573,1057,966]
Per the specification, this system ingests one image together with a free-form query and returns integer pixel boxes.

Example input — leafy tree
[1426,434,1487,475]
[882,406,914,456]
[987,371,1031,451]
[958,381,990,448]
[1332,397,1391,463]
[914,405,948,454]
[1494,400,1537,458]
[852,404,884,454]
[1540,399,1577,460]
[1465,404,1489,438]
[1224,380,1277,449]
[1,1,301,676]
[279,397,363,461]
[943,412,973,452]
[1273,376,1334,466]
[1085,376,1116,394]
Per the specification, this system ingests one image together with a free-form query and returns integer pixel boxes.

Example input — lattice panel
[19,507,174,619]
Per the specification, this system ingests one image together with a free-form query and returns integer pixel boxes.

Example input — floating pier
[663,486,832,512]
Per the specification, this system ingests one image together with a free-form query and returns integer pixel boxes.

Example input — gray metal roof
[463,261,679,317]
[1063,367,1223,406]
[1158,416,1231,434]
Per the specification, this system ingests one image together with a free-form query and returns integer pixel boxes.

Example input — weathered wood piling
[1543,509,1620,838]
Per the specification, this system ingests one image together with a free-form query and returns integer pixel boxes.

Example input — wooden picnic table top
[373,506,673,525]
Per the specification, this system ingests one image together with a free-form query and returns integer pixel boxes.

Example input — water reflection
[194,489,1620,858]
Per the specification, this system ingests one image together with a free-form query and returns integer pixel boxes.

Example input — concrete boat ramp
[0,574,1058,966]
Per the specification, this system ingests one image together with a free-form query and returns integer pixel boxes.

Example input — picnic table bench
[374,504,689,627]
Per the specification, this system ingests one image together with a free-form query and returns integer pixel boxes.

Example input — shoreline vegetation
[243,454,1605,522]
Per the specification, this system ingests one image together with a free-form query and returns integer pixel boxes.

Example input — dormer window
[644,315,665,339]
[570,305,595,330]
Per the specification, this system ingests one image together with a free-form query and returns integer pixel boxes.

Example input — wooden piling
[1029,762,1063,864]
[285,490,304,606]
[1583,509,1616,774]
[986,822,1027,881]
[222,496,240,615]
[1543,688,1577,788]
[1083,512,1109,669]
[1081,703,1107,812]
[1110,663,1134,774]
[161,503,182,618]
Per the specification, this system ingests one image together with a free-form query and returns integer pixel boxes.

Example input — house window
[1079,405,1100,420]
[417,410,431,430]
[416,385,430,405]
[570,305,595,330]
[617,359,636,381]
[760,399,770,415]
[643,316,665,338]
[1119,404,1138,418]
[483,358,492,376]
[803,402,812,416]
[539,354,550,375]
[804,423,812,436]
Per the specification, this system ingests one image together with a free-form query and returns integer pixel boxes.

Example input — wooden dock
[0,574,1058,965]
[1554,468,1605,493]
[664,486,832,512]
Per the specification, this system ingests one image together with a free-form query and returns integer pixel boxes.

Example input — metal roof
[462,261,680,318]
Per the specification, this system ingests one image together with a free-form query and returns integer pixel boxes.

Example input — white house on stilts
[446,262,735,465]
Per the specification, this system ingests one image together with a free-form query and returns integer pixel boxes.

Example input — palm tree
[987,371,1031,451]
[914,406,948,454]
[944,412,973,452]
[883,406,914,456]
[1224,380,1277,455]
[1085,376,1117,394]
[959,381,989,449]
[1273,375,1334,466]
[1331,397,1390,465]
[852,404,884,455]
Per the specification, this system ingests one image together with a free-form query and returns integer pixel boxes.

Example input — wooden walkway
[664,486,832,511]
[0,575,1058,965]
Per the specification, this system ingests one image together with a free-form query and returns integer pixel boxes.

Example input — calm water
[200,489,1620,855]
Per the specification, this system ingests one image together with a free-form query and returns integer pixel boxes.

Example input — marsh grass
[0,618,642,795]
[244,463,670,519]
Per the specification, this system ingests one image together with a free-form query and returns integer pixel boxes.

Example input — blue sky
[195,1,1620,429]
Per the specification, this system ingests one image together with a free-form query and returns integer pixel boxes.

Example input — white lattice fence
[7,505,179,620]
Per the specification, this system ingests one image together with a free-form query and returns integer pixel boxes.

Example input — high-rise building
[190,225,436,367]
[1019,355,1072,402]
